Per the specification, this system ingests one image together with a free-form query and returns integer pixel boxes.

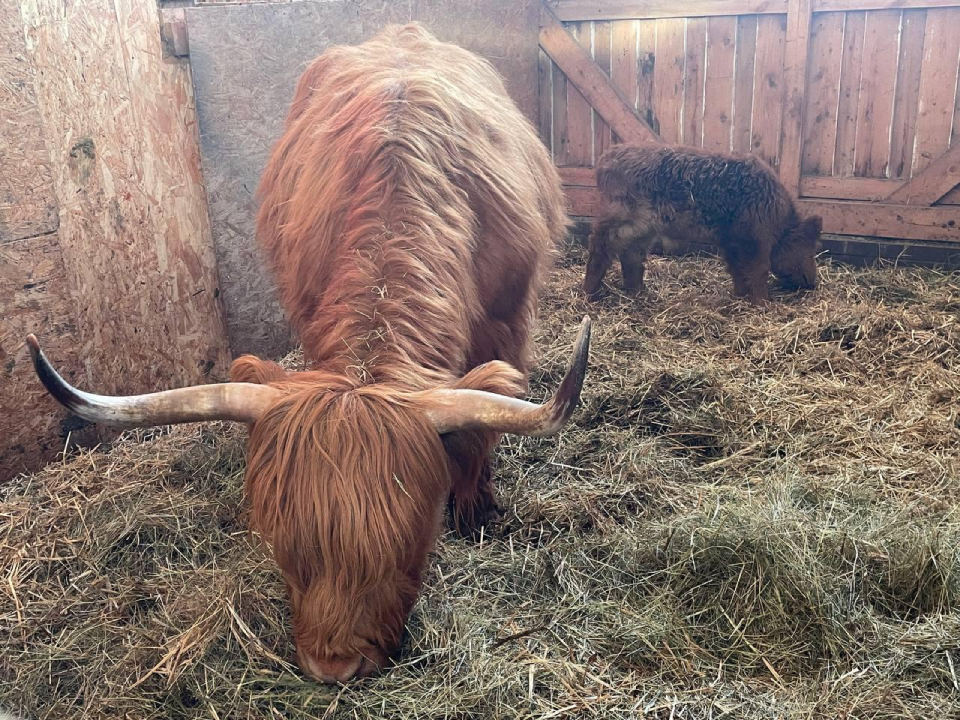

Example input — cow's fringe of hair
[233,358,526,662]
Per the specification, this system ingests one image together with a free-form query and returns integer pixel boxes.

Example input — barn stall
[1,0,959,717]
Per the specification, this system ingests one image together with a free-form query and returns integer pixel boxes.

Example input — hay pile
[2,244,959,719]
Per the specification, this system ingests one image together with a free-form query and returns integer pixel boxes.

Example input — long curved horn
[26,334,283,427]
[420,315,592,436]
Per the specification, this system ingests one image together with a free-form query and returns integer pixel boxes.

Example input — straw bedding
[2,243,959,719]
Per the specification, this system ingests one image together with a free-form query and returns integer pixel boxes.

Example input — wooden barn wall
[542,5,960,189]
[0,0,231,482]
[186,0,541,358]
[540,0,960,264]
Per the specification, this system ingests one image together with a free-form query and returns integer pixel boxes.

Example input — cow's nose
[299,653,364,684]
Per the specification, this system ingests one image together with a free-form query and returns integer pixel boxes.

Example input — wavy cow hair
[238,23,568,680]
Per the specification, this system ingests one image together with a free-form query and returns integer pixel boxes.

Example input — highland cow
[28,24,591,684]
[583,144,821,303]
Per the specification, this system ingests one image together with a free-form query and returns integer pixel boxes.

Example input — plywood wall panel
[0,233,97,480]
[0,3,57,244]
[19,0,231,395]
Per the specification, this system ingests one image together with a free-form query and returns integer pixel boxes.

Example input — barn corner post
[779,0,814,198]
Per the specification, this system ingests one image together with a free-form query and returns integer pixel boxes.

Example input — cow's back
[256,24,566,381]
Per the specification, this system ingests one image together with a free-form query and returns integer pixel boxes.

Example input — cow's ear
[229,355,289,385]
[451,360,526,398]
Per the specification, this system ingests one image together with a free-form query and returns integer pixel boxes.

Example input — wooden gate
[539,0,960,262]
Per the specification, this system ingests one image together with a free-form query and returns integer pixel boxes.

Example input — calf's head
[26,316,591,683]
[772,215,822,291]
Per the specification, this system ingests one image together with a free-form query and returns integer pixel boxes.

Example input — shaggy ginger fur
[584,144,821,303]
[235,24,568,682]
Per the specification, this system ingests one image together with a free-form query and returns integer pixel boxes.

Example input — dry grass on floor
[2,245,959,719]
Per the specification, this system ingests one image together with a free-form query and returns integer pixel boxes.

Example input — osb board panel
[0,2,57,243]
[187,0,540,357]
[19,0,230,399]
[0,233,97,481]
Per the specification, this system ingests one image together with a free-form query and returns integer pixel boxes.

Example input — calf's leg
[618,234,654,294]
[584,219,619,298]
[725,253,771,303]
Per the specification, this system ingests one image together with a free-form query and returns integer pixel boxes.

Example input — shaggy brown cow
[28,24,591,684]
[583,144,822,303]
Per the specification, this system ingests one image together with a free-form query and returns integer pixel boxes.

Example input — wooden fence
[539,0,960,257]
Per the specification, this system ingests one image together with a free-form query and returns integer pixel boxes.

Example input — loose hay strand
[2,246,959,719]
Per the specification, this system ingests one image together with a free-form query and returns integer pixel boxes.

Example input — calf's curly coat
[584,144,822,303]
[27,24,591,684]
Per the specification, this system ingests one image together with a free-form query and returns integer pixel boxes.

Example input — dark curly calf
[584,144,821,303]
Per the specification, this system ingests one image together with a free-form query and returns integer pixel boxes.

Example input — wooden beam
[800,176,905,201]
[563,169,911,204]
[558,166,597,186]
[539,5,660,145]
[560,181,960,241]
[779,0,814,196]
[160,8,189,57]
[814,0,960,11]
[938,186,960,205]
[885,143,960,205]
[800,199,960,241]
[548,0,789,22]
[564,185,602,216]
[548,0,960,21]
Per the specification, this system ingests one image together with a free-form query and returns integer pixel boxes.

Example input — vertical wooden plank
[801,12,845,176]
[21,0,231,393]
[750,14,787,169]
[889,10,926,178]
[683,18,707,147]
[702,16,737,153]
[552,58,569,162]
[565,22,594,165]
[637,20,659,136]
[913,8,960,174]
[952,51,960,150]
[853,10,903,178]
[733,15,758,154]
[834,11,866,176]
[538,48,553,150]
[593,21,613,157]
[779,0,814,194]
[654,18,685,145]
[611,19,638,144]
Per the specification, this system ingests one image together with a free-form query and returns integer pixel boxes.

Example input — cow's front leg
[443,429,502,538]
